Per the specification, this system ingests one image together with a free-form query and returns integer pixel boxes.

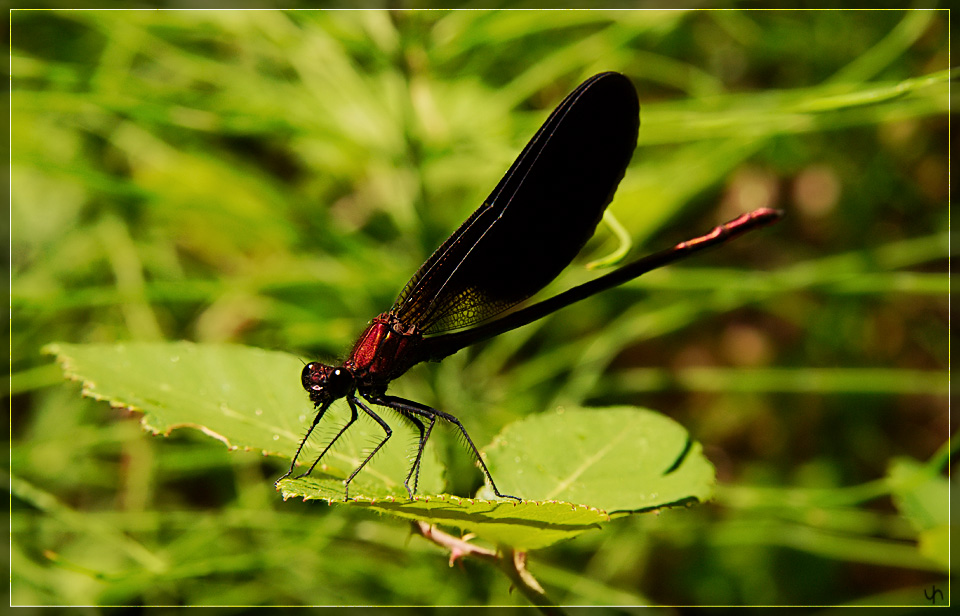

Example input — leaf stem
[414,522,565,615]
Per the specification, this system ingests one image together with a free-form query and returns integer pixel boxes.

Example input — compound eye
[327,368,348,389]
[301,362,352,401]
[301,362,328,392]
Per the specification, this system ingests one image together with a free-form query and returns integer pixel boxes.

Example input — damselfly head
[301,362,353,405]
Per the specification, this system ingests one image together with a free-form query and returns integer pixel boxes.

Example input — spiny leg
[277,399,333,484]
[393,410,435,497]
[368,394,520,501]
[294,396,360,480]
[408,413,435,497]
[343,396,393,500]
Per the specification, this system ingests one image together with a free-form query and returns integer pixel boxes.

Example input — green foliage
[888,455,950,569]
[42,341,446,494]
[44,341,714,551]
[484,407,714,512]
[12,8,950,609]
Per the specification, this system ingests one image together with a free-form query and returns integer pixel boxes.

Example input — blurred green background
[10,8,950,608]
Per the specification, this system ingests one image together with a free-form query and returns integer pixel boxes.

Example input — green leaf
[918,524,949,570]
[887,456,949,571]
[278,476,610,550]
[42,341,446,496]
[887,456,948,530]
[45,341,713,549]
[483,407,715,513]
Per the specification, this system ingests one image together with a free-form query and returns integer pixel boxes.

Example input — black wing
[391,72,640,335]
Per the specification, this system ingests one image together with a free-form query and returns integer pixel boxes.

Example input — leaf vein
[544,428,632,499]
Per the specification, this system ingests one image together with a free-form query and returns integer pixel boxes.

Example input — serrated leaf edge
[43,342,290,457]
[278,483,612,517]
